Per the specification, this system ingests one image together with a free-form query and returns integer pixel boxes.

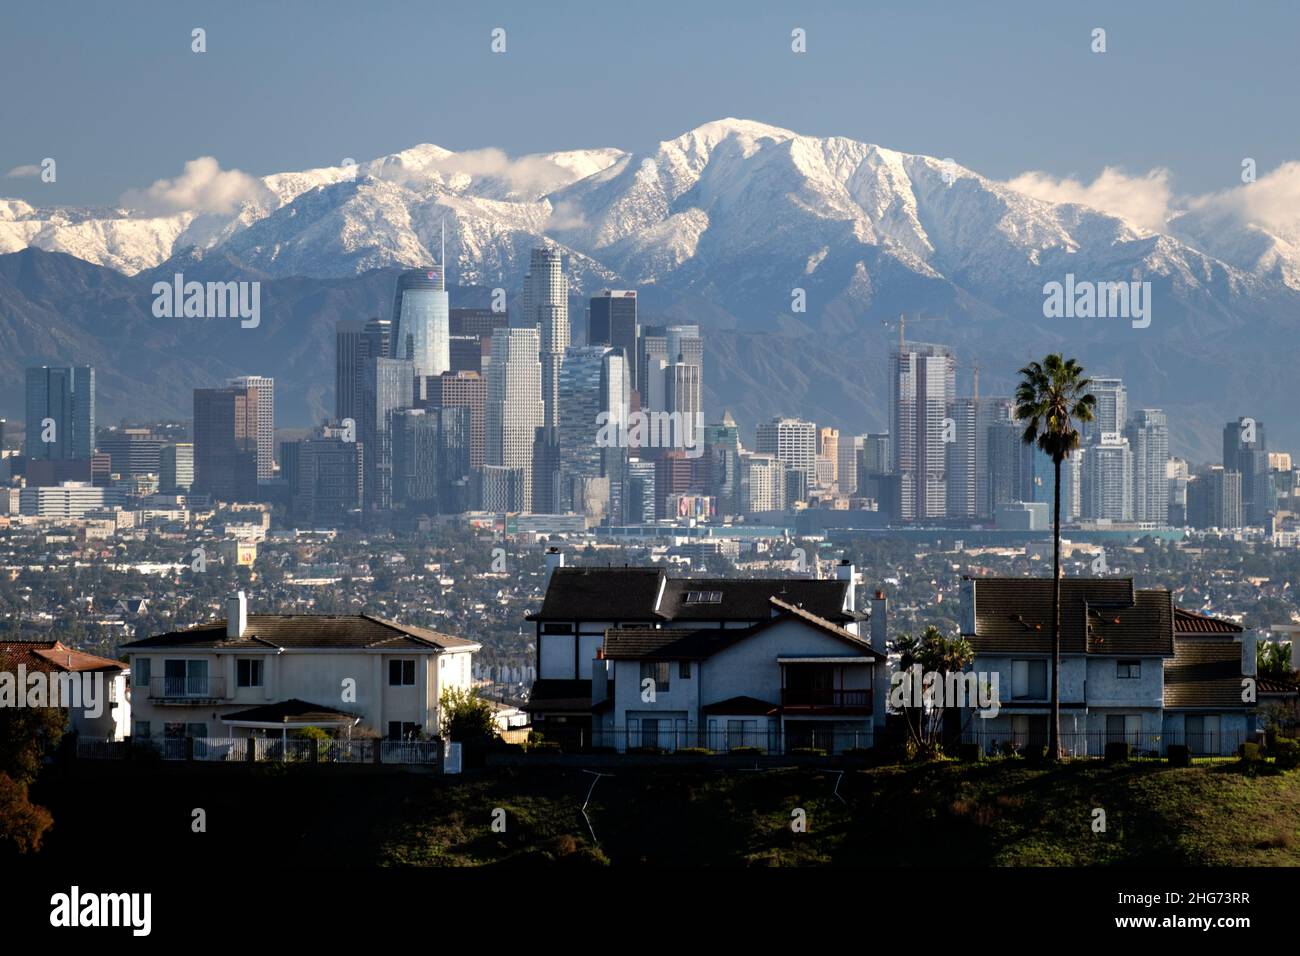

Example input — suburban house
[122,591,479,744]
[0,640,130,741]
[525,554,889,752]
[958,577,1257,755]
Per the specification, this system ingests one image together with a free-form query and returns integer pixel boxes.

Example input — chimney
[227,591,248,638]
[1292,635,1300,672]
[1242,631,1257,678]
[544,547,564,584]
[869,590,887,654]
[959,577,977,636]
[836,559,857,615]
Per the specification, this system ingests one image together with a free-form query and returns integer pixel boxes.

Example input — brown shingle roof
[1174,608,1244,634]
[966,577,1173,656]
[123,614,477,651]
[0,641,125,674]
[220,699,360,725]
[1163,638,1250,709]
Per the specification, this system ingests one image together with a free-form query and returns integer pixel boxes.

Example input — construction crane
[880,313,946,353]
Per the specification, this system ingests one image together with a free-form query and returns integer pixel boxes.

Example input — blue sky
[3,0,1298,206]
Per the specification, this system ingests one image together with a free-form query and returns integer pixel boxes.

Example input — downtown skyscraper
[24,366,95,461]
[391,235,451,383]
[890,341,955,522]
[193,384,259,502]
[486,327,543,511]
[336,318,391,423]
[229,375,274,481]
[522,247,569,430]
[1126,408,1170,524]
[588,290,639,393]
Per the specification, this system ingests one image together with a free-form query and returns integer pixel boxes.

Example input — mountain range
[4,117,1299,462]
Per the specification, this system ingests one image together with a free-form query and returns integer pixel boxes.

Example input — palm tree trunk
[1050,456,1062,760]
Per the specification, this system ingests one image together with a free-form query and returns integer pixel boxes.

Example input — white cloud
[5,164,42,178]
[1187,160,1300,236]
[545,198,588,231]
[120,156,272,215]
[1004,166,1175,233]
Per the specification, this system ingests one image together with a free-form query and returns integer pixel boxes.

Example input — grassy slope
[29,759,1300,867]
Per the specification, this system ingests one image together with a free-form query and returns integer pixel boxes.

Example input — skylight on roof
[684,590,722,604]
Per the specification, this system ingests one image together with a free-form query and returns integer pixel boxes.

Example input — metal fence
[535,726,876,754]
[959,729,1246,758]
[75,736,439,765]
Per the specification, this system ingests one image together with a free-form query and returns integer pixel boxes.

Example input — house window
[1116,660,1141,679]
[237,658,264,688]
[133,720,151,739]
[639,661,670,694]
[1011,660,1048,699]
[1184,714,1221,755]
[387,721,420,740]
[679,661,691,680]
[542,623,574,634]
[133,657,151,690]
[389,659,416,686]
[186,723,208,739]
[163,659,208,696]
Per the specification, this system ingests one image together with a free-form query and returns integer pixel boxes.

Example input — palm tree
[1015,354,1095,760]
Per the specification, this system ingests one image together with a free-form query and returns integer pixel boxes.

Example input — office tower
[485,327,543,511]
[1031,444,1081,523]
[817,428,840,490]
[532,426,561,514]
[784,467,808,509]
[987,420,1035,514]
[336,318,391,422]
[655,451,695,517]
[638,332,669,413]
[436,405,473,513]
[1187,466,1243,530]
[1167,457,1189,526]
[624,458,657,523]
[557,346,628,511]
[666,361,702,453]
[423,370,487,470]
[90,454,112,487]
[522,247,569,429]
[862,432,892,475]
[450,308,507,340]
[946,398,978,519]
[890,342,956,522]
[481,465,525,513]
[98,428,163,478]
[755,417,817,484]
[1223,417,1270,524]
[0,419,6,449]
[361,357,414,511]
[24,366,94,461]
[160,442,194,493]
[666,325,702,368]
[229,375,274,480]
[283,429,364,527]
[1082,377,1127,444]
[703,415,741,515]
[391,252,451,382]
[1080,434,1134,522]
[448,335,482,373]
[976,398,1015,517]
[1126,409,1169,524]
[589,290,639,388]
[741,453,787,513]
[193,386,259,502]
[838,434,864,496]
[391,409,440,512]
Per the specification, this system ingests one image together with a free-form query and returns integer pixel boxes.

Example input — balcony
[781,688,872,712]
[145,676,226,704]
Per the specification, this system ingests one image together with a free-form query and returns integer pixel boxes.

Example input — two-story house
[525,553,889,752]
[123,592,478,744]
[1163,609,1258,754]
[959,577,1257,755]
[0,640,130,741]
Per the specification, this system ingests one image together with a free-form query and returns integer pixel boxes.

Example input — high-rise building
[361,357,414,511]
[1126,409,1169,524]
[976,398,1015,517]
[946,398,978,519]
[818,427,840,490]
[486,327,543,511]
[624,458,657,523]
[890,342,955,522]
[741,453,786,513]
[423,370,486,470]
[1187,466,1243,530]
[481,465,525,513]
[1031,445,1081,522]
[98,428,163,478]
[704,415,741,516]
[1083,377,1127,444]
[666,361,702,454]
[229,375,275,481]
[557,346,628,511]
[837,434,864,496]
[522,248,569,429]
[755,418,817,484]
[193,385,259,502]
[531,426,561,515]
[639,332,669,413]
[391,255,451,383]
[282,427,363,527]
[1167,457,1189,526]
[1223,417,1270,524]
[391,409,440,512]
[987,420,1035,514]
[24,366,95,461]
[160,442,194,493]
[589,290,639,391]
[1080,434,1134,522]
[435,405,473,514]
[336,319,391,422]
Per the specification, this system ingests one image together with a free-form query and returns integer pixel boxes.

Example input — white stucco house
[122,592,479,743]
[525,554,889,753]
[958,576,1256,756]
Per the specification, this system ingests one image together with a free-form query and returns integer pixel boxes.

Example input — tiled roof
[1257,676,1298,696]
[528,566,852,624]
[965,577,1173,656]
[0,640,126,674]
[123,615,477,651]
[1163,638,1249,709]
[220,699,361,725]
[1174,608,1244,634]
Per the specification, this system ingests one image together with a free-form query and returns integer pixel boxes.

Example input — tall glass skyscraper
[486,327,543,511]
[25,366,95,460]
[391,258,450,383]
[522,247,569,430]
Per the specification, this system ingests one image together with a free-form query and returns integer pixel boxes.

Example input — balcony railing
[146,676,226,701]
[781,688,872,710]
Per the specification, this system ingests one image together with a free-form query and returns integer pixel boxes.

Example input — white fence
[76,736,440,766]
